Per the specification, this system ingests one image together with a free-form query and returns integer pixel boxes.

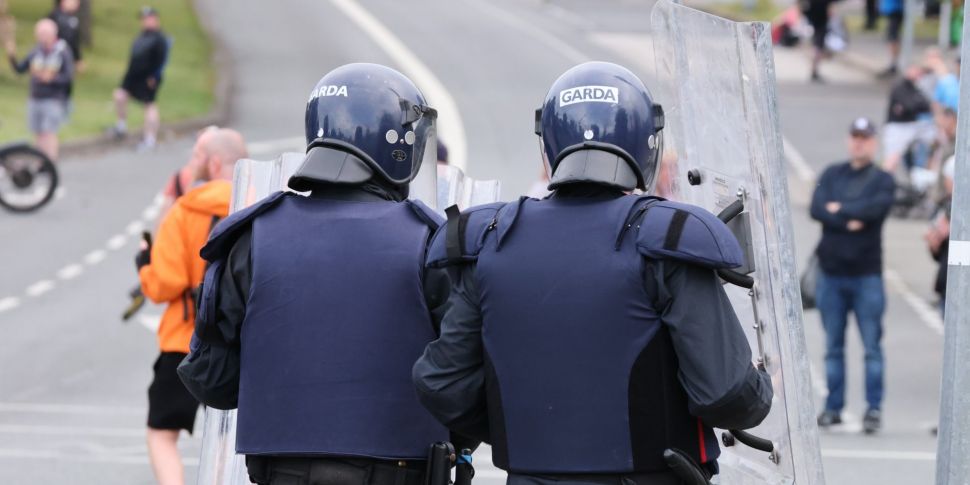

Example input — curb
[58,0,233,160]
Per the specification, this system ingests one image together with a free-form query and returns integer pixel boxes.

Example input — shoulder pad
[426,202,506,268]
[200,191,288,262]
[405,199,445,231]
[636,200,744,269]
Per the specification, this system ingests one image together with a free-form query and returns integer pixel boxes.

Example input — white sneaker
[136,138,156,152]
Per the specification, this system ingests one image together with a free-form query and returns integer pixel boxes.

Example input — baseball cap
[849,117,877,137]
[139,6,159,18]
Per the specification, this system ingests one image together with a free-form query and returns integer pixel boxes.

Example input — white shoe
[136,139,156,152]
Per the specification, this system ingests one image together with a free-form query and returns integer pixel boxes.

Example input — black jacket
[124,29,168,81]
[887,79,931,123]
[810,162,896,276]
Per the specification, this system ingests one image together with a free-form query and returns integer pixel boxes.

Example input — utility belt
[425,442,474,485]
[245,443,475,485]
[246,455,427,485]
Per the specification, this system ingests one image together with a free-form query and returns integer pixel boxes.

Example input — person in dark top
[47,0,82,70]
[178,64,461,485]
[413,62,772,485]
[111,6,169,151]
[805,0,834,82]
[879,0,904,77]
[882,64,933,173]
[810,117,896,434]
[926,156,954,314]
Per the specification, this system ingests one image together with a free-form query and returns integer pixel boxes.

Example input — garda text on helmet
[308,85,349,102]
[559,86,619,107]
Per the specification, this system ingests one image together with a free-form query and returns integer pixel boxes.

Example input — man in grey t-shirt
[6,19,74,161]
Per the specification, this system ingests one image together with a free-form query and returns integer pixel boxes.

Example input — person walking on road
[47,0,83,73]
[111,6,169,151]
[806,0,834,82]
[5,19,74,161]
[879,0,905,77]
[811,118,896,434]
[135,128,248,485]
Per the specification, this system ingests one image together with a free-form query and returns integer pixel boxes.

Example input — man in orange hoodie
[136,128,248,485]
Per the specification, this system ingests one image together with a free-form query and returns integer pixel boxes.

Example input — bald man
[6,19,74,160]
[136,129,248,485]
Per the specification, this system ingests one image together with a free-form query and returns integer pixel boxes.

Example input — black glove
[135,247,151,270]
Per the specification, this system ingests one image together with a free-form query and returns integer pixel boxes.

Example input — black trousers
[246,456,427,485]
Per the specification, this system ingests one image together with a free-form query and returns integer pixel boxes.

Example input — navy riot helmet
[536,62,664,191]
[290,63,437,191]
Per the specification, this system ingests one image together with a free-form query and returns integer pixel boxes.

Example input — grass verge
[0,0,213,143]
[700,0,942,40]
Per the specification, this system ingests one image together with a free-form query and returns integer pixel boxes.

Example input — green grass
[0,0,213,143]
[702,0,782,23]
[702,0,942,39]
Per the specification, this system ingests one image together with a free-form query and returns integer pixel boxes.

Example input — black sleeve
[809,167,849,230]
[149,34,168,78]
[646,259,773,430]
[423,266,452,336]
[177,228,252,410]
[412,265,491,443]
[8,51,30,74]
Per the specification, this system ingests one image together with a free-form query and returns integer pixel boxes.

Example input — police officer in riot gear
[178,63,454,485]
[413,61,773,484]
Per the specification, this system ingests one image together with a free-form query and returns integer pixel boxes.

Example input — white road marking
[0,448,199,466]
[465,0,588,64]
[0,297,20,313]
[0,402,143,416]
[83,249,107,266]
[138,314,161,333]
[55,264,83,281]
[53,186,66,200]
[106,234,128,251]
[884,269,945,335]
[822,448,936,461]
[329,0,468,170]
[142,205,160,222]
[125,220,145,236]
[6,193,164,314]
[782,137,817,183]
[247,136,305,156]
[0,424,145,438]
[25,280,55,297]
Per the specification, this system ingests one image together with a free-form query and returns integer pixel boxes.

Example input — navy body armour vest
[236,196,448,459]
[430,194,742,474]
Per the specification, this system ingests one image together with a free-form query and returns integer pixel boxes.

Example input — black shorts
[810,17,828,49]
[148,352,199,433]
[886,11,904,42]
[122,74,160,103]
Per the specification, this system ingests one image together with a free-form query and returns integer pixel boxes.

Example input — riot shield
[409,128,502,212]
[195,151,500,485]
[196,152,305,485]
[651,2,823,484]
[436,164,502,212]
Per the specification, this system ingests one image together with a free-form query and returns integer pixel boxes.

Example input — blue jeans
[816,271,886,412]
